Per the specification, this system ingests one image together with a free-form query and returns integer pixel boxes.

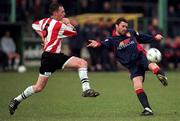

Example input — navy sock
[136,89,151,109]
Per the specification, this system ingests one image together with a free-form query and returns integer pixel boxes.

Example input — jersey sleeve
[32,19,44,31]
[101,37,113,48]
[133,30,154,44]
[58,23,77,38]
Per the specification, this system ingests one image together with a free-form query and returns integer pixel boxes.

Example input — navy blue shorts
[129,54,149,81]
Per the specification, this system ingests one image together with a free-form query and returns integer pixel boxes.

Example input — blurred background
[0,0,180,72]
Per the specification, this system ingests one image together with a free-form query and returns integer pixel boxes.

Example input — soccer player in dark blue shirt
[87,18,168,116]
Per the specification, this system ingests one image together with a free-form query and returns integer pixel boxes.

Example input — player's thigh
[140,54,150,70]
[130,66,145,80]
[63,56,87,69]
[132,76,143,90]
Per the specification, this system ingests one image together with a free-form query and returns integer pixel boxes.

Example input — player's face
[55,6,65,20]
[116,21,128,35]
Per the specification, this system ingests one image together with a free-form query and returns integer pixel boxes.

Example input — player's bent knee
[65,57,88,69]
[78,59,87,68]
[80,59,88,67]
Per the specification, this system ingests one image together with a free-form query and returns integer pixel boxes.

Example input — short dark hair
[49,3,63,15]
[115,17,128,25]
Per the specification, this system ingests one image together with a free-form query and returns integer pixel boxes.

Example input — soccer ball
[147,48,162,63]
[17,65,27,73]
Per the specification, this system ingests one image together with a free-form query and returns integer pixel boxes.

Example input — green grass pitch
[0,68,180,121]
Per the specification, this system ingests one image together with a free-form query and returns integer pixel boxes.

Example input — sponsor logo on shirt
[118,38,135,50]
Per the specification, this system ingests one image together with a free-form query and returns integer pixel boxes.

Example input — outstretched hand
[154,34,163,41]
[87,40,100,48]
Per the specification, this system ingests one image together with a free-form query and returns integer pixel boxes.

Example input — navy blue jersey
[100,29,154,69]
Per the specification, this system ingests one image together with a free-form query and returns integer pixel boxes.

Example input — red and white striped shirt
[32,18,77,53]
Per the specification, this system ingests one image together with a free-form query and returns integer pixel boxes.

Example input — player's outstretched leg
[149,63,168,86]
[9,76,49,115]
[8,86,35,115]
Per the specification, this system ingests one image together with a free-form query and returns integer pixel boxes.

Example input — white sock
[14,86,35,102]
[82,82,90,91]
[78,68,91,91]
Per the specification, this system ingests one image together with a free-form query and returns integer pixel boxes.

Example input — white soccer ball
[17,65,27,73]
[147,48,162,63]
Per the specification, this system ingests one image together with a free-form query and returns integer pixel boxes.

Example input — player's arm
[87,40,101,48]
[32,20,45,45]
[58,18,77,38]
[87,38,113,48]
[134,31,163,43]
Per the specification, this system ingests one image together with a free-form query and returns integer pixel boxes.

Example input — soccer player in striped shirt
[9,3,99,115]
